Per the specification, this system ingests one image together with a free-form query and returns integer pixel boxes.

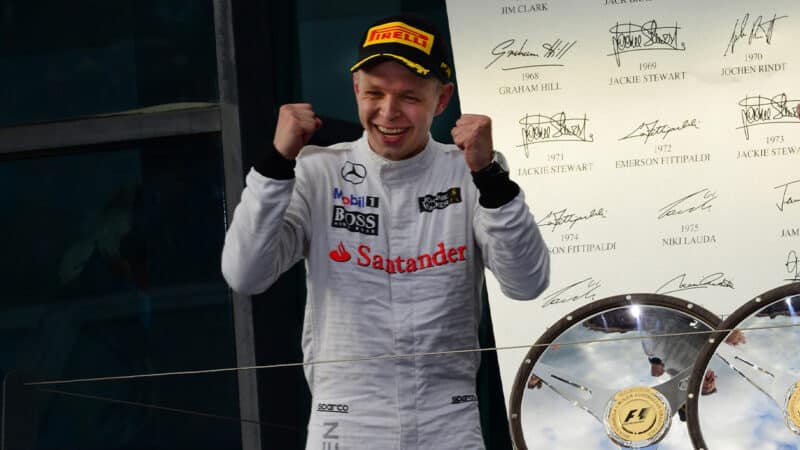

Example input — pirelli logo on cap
[364,21,434,55]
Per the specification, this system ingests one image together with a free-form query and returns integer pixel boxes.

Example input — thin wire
[24,322,800,387]
[35,388,301,432]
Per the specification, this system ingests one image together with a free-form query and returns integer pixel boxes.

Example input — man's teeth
[377,126,406,135]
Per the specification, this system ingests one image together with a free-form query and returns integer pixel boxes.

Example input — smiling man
[221,14,550,450]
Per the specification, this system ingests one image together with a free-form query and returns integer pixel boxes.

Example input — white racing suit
[640,310,709,376]
[222,134,549,449]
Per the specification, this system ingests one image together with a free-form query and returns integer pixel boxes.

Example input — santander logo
[328,241,467,274]
[329,242,351,262]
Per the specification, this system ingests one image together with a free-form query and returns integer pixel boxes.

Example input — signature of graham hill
[537,208,607,232]
[485,38,577,70]
[774,179,800,212]
[541,277,601,309]
[656,272,735,295]
[786,250,800,282]
[619,119,699,144]
[724,13,788,56]
[658,188,717,220]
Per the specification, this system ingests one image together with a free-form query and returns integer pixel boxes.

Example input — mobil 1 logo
[332,187,379,209]
[331,206,379,236]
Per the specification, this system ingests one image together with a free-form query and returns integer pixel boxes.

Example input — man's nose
[379,96,400,120]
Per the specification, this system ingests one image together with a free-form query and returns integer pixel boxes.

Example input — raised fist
[273,103,323,160]
[451,114,494,172]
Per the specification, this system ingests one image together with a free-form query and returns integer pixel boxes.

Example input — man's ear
[435,82,455,116]
[352,72,360,96]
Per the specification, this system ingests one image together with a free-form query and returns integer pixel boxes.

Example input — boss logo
[331,206,379,236]
[317,403,350,414]
[419,187,462,213]
[451,394,477,404]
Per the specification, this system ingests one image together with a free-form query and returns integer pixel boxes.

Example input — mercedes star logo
[341,161,367,185]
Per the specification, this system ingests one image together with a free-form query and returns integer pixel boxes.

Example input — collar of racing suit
[355,131,440,185]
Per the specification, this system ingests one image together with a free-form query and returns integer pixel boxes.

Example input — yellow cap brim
[350,53,431,77]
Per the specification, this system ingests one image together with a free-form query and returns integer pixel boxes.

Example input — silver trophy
[686,282,800,449]
[509,294,720,449]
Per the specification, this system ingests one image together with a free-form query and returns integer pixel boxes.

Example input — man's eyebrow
[361,86,422,96]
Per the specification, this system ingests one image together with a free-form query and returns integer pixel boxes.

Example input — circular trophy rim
[685,282,800,450]
[508,293,721,450]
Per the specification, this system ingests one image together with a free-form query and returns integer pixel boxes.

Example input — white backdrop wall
[445,0,800,432]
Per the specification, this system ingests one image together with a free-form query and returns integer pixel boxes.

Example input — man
[221,14,549,449]
[640,310,707,379]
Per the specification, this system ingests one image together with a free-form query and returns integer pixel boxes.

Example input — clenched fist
[451,114,494,172]
[274,103,323,160]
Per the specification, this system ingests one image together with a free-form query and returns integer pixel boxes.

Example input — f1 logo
[624,408,649,423]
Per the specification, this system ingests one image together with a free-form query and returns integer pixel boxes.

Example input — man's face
[353,61,453,161]
[650,362,665,377]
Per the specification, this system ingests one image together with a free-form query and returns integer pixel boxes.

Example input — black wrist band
[254,144,296,180]
[471,161,520,208]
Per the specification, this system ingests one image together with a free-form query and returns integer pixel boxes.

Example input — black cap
[350,14,453,82]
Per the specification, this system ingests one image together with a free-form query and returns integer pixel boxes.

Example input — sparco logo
[332,206,379,235]
[418,187,462,213]
[333,187,379,208]
[451,394,478,404]
[341,161,366,184]
[317,403,350,414]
